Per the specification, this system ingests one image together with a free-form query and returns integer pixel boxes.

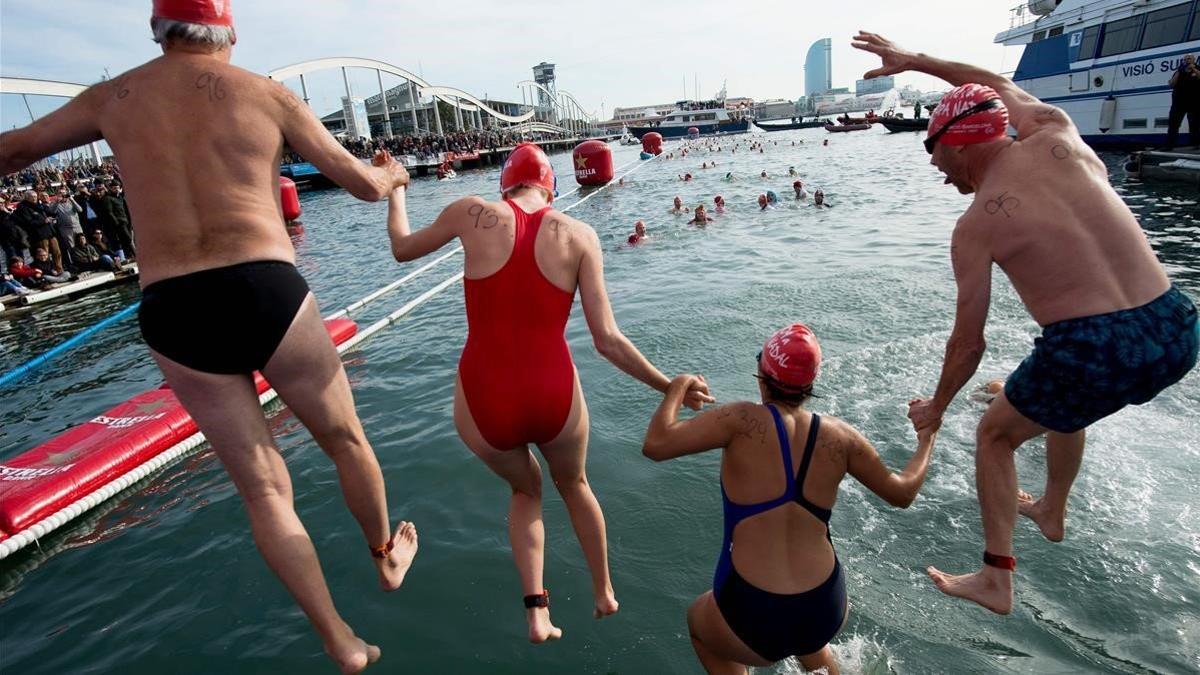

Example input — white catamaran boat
[996,0,1200,147]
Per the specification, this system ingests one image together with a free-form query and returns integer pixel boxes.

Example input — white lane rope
[0,143,675,560]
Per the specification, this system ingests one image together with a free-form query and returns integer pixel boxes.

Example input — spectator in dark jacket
[105,182,136,257]
[1166,54,1200,149]
[0,199,29,264]
[30,246,72,282]
[70,232,117,271]
[12,191,63,273]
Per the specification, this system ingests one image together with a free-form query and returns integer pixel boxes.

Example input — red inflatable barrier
[0,318,358,541]
[573,140,614,186]
[280,176,301,222]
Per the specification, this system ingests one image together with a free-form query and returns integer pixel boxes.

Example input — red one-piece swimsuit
[458,200,576,450]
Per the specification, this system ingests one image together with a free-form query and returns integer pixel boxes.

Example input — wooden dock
[0,265,139,318]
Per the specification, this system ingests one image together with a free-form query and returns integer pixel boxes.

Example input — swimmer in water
[671,196,687,214]
[788,166,798,177]
[823,139,829,146]
[766,190,779,206]
[813,190,827,208]
[689,204,715,226]
[628,220,648,245]
[856,30,1199,614]
[760,170,769,179]
[725,172,736,182]
[643,324,937,675]
[382,143,714,642]
[713,195,726,213]
[793,180,809,200]
[757,194,770,211]
[701,162,709,169]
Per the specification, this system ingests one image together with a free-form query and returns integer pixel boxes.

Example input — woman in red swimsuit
[383,144,713,643]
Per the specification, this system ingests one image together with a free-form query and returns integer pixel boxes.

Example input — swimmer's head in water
[757,194,768,207]
[793,180,803,189]
[926,83,1009,154]
[757,323,822,393]
[674,196,683,208]
[714,195,724,205]
[501,143,556,203]
[634,220,646,235]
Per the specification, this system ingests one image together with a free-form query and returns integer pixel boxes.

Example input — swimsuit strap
[765,404,796,496]
[794,414,832,524]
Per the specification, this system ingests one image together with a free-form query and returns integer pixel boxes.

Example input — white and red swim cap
[153,0,234,26]
[500,143,556,202]
[759,323,822,390]
[926,83,1009,149]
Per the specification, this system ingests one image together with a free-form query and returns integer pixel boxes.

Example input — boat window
[694,113,716,121]
[1154,117,1170,128]
[1122,118,1148,129]
[1032,29,1046,42]
[1077,25,1101,59]
[1099,15,1145,57]
[1048,26,1063,37]
[1140,3,1191,49]
[1191,6,1200,39]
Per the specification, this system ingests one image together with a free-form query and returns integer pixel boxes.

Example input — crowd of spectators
[0,160,116,190]
[1,163,135,298]
[283,128,576,164]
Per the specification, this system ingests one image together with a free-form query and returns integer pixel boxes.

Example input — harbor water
[1,128,1197,674]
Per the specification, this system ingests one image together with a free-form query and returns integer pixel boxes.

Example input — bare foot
[927,566,1012,615]
[325,634,381,674]
[593,593,619,619]
[527,607,563,643]
[1017,490,1065,542]
[376,521,419,592]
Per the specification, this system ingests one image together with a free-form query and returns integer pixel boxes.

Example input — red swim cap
[793,180,802,189]
[759,323,821,389]
[152,0,234,27]
[714,195,724,204]
[927,83,1009,148]
[500,143,555,202]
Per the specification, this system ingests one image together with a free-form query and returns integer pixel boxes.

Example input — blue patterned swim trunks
[1005,286,1199,433]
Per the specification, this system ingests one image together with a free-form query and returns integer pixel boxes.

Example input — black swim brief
[139,260,310,374]
[1005,286,1199,433]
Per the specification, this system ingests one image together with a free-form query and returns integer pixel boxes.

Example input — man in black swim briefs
[855,32,1199,615]
[0,3,417,672]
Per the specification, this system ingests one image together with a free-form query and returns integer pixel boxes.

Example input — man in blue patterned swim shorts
[856,33,1200,615]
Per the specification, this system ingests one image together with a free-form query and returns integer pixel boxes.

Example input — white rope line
[325,248,461,321]
[0,144,674,560]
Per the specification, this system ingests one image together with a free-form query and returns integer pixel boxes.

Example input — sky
[1,0,1024,129]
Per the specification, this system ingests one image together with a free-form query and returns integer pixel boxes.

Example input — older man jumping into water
[853,32,1199,614]
[0,2,418,671]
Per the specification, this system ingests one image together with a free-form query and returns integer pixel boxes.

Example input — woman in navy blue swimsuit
[643,324,938,674]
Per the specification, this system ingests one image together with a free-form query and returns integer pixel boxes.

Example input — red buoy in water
[279,176,301,222]
[573,140,614,186]
[687,126,700,139]
[642,132,663,156]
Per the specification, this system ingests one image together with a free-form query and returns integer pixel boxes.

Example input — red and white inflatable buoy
[573,140,614,186]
